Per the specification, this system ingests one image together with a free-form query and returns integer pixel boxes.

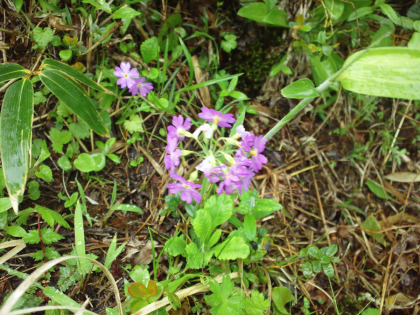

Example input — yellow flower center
[177,128,185,135]
[124,74,128,78]
[183,184,190,189]
[250,149,257,156]
[137,83,143,88]
[213,116,220,124]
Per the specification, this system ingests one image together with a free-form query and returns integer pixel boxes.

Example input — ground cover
[0,1,419,314]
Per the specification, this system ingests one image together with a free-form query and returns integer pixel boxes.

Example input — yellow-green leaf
[337,47,420,100]
[0,79,34,213]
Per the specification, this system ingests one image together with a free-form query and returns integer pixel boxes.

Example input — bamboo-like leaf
[39,69,108,135]
[0,79,33,214]
[0,63,27,83]
[41,58,114,94]
[337,47,420,100]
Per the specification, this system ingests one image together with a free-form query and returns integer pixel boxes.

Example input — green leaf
[104,235,127,269]
[74,202,87,273]
[74,153,106,172]
[64,192,78,208]
[124,115,144,133]
[0,197,12,213]
[365,179,392,199]
[308,245,321,259]
[272,286,294,314]
[69,121,90,139]
[129,265,150,285]
[361,308,381,315]
[27,180,40,200]
[32,246,60,261]
[193,209,213,243]
[205,276,244,315]
[57,155,72,171]
[237,3,288,27]
[322,262,335,278]
[49,128,72,153]
[0,63,27,83]
[214,236,250,260]
[5,225,27,237]
[0,79,34,214]
[164,235,187,257]
[408,32,420,49]
[35,204,70,229]
[325,244,338,257]
[110,204,143,213]
[254,198,282,220]
[185,242,212,269]
[243,214,256,241]
[312,260,322,274]
[43,286,81,309]
[221,33,237,53]
[302,260,313,278]
[204,194,233,231]
[141,37,159,64]
[35,164,53,182]
[23,229,41,244]
[207,229,222,248]
[243,290,270,315]
[113,6,141,19]
[32,27,54,50]
[40,227,64,244]
[39,69,108,135]
[42,59,110,93]
[281,78,320,99]
[337,48,420,100]
[361,215,386,245]
[59,49,72,61]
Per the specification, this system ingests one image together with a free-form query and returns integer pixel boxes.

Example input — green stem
[328,277,340,315]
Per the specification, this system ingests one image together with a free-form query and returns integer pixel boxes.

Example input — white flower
[196,157,213,173]
[192,123,213,139]
[235,125,251,139]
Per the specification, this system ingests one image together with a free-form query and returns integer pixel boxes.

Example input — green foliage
[299,244,340,279]
[237,1,288,27]
[32,27,54,50]
[282,78,320,99]
[141,37,159,64]
[361,215,387,246]
[272,286,294,314]
[221,33,237,53]
[205,276,243,315]
[124,115,144,133]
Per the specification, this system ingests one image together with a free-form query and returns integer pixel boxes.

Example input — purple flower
[114,62,139,89]
[198,107,236,128]
[167,173,202,204]
[247,135,267,171]
[129,77,154,97]
[167,115,191,142]
[164,137,182,172]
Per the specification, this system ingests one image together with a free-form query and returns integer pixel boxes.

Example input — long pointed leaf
[41,59,115,95]
[39,69,108,135]
[0,79,34,213]
[0,63,28,83]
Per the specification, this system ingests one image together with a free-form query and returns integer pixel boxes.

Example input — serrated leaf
[23,229,41,244]
[141,37,159,64]
[205,276,244,315]
[204,194,233,231]
[41,227,64,244]
[337,48,420,100]
[69,122,90,139]
[221,33,237,53]
[185,242,212,269]
[123,115,144,133]
[36,204,70,229]
[272,286,294,314]
[214,236,250,260]
[365,179,392,199]
[32,27,54,50]
[164,235,187,257]
[207,229,222,248]
[281,78,320,99]
[244,290,270,315]
[0,79,33,214]
[40,69,108,135]
[0,63,27,83]
[49,128,72,153]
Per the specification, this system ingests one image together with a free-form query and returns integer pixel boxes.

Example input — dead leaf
[192,55,211,106]
[48,16,78,31]
[384,172,420,183]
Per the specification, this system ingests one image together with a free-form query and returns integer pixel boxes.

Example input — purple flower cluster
[114,62,153,97]
[164,107,268,204]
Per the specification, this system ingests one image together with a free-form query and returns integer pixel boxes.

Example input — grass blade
[0,79,33,213]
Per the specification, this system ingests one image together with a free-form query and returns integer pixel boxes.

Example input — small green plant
[299,244,340,279]
[127,280,164,312]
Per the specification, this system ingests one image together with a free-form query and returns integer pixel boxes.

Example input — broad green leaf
[281,78,320,99]
[185,242,212,269]
[214,236,250,260]
[35,164,53,182]
[322,262,335,278]
[243,214,256,241]
[308,245,321,259]
[311,260,322,274]
[324,0,345,21]
[0,79,34,213]
[0,197,12,213]
[59,49,72,61]
[365,179,392,199]
[5,225,27,237]
[42,59,110,93]
[204,194,233,231]
[302,260,313,278]
[57,155,72,171]
[237,3,288,27]
[113,6,141,19]
[40,69,108,135]
[141,37,159,64]
[0,63,27,83]
[193,209,213,243]
[164,235,187,257]
[361,308,381,315]
[325,244,338,257]
[361,215,386,245]
[310,52,340,90]
[337,47,420,100]
[272,287,294,315]
[254,198,282,220]
[74,152,106,172]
